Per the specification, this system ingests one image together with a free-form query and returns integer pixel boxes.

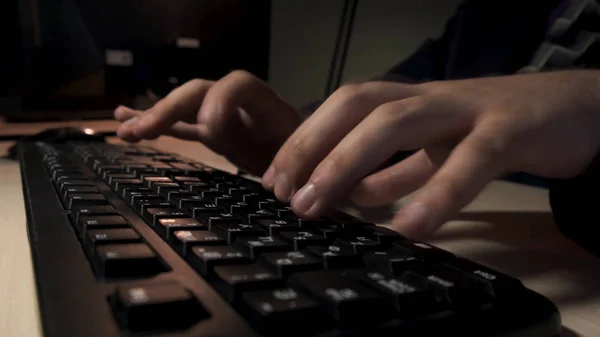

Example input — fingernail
[262,166,276,189]
[292,183,317,214]
[275,172,293,202]
[395,202,432,234]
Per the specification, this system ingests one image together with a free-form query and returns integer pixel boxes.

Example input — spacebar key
[93,243,166,278]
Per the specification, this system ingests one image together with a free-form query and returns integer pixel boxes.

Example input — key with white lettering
[289,270,391,324]
[241,287,326,335]
[85,228,141,252]
[443,258,522,297]
[346,269,439,314]
[234,236,291,259]
[156,218,206,239]
[94,243,165,278]
[111,281,208,331]
[214,264,282,301]
[77,215,129,237]
[363,249,423,275]
[260,251,322,277]
[188,246,250,276]
[402,265,491,308]
[170,230,226,255]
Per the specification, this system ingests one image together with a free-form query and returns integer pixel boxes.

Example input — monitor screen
[1,0,270,121]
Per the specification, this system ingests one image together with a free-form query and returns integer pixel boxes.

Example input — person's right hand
[114,70,302,176]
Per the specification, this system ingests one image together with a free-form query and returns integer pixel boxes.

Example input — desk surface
[1,125,600,337]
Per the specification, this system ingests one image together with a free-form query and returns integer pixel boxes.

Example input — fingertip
[390,202,436,238]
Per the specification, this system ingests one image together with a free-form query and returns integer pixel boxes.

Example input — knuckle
[227,69,254,82]
[331,83,368,104]
[188,78,209,88]
[372,97,427,125]
[273,136,309,172]
[470,132,510,160]
[313,156,344,184]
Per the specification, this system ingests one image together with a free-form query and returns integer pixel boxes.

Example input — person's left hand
[260,70,600,238]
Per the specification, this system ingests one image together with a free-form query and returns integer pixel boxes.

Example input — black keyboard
[17,139,561,337]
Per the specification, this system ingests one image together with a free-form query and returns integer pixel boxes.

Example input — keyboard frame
[18,140,562,337]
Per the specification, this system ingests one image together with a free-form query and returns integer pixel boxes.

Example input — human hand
[261,70,600,238]
[114,70,302,176]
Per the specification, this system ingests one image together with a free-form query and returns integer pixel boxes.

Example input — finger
[349,150,435,207]
[118,118,201,142]
[391,120,510,238]
[131,79,213,140]
[198,70,299,142]
[115,106,201,142]
[289,95,471,218]
[114,105,141,122]
[264,82,424,202]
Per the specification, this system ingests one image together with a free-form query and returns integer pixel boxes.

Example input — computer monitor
[1,0,270,121]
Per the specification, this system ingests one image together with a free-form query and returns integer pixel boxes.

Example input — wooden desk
[1,134,599,337]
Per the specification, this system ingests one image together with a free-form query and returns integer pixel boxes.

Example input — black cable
[324,0,359,97]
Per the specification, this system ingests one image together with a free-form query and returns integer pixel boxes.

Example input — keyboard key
[72,205,117,223]
[156,218,206,239]
[135,200,172,214]
[403,265,491,308]
[241,287,325,336]
[62,186,98,200]
[67,193,107,209]
[59,179,94,192]
[111,281,208,331]
[258,219,300,235]
[443,258,522,297]
[247,209,278,224]
[279,231,329,250]
[85,228,141,251]
[171,230,226,255]
[393,241,455,261]
[191,203,224,217]
[215,223,266,244]
[214,264,282,301]
[347,269,439,314]
[364,225,406,243]
[112,179,144,195]
[93,243,165,278]
[143,176,172,187]
[188,246,250,275]
[260,251,322,277]
[152,182,182,197]
[305,245,364,269]
[143,208,188,226]
[289,270,391,324]
[333,236,385,253]
[234,236,291,259]
[363,249,423,275]
[197,213,244,228]
[78,215,129,237]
